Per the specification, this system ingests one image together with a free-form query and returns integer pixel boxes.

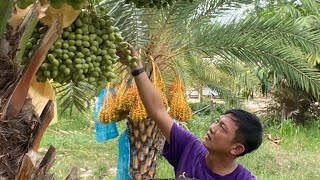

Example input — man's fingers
[128,44,138,57]
[117,43,141,68]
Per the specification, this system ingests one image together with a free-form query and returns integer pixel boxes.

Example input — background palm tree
[246,0,320,122]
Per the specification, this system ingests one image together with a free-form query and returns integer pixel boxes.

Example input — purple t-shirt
[162,122,256,180]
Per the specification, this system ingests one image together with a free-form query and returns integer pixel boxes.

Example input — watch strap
[131,67,145,76]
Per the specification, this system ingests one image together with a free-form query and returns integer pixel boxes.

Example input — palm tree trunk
[127,117,165,180]
[0,4,61,178]
[0,11,29,177]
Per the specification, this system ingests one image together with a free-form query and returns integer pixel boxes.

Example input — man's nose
[209,124,218,133]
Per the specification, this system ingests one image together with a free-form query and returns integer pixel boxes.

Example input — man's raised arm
[122,46,174,143]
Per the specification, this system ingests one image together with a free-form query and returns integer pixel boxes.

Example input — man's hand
[117,44,142,70]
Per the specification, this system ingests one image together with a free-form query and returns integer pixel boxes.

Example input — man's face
[202,114,241,154]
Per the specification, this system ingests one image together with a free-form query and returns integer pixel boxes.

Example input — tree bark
[127,117,165,180]
[15,146,55,180]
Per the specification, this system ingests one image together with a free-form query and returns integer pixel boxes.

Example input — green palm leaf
[194,15,320,54]
[54,81,96,115]
[184,53,246,107]
[300,0,320,15]
[191,15,320,99]
[184,53,237,91]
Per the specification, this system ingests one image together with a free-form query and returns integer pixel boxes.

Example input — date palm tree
[92,0,320,179]
[0,1,65,178]
[4,0,319,179]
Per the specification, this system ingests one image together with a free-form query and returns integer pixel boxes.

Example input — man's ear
[230,143,245,156]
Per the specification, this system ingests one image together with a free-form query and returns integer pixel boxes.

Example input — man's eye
[220,125,226,132]
[212,119,219,123]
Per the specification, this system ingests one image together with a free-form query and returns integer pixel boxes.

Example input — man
[120,46,263,179]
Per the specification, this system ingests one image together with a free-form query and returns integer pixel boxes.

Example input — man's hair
[224,109,263,157]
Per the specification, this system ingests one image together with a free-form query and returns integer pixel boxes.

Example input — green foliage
[187,115,215,138]
[155,156,175,178]
[279,119,302,137]
[54,81,96,115]
[254,67,274,97]
[183,54,247,107]
[191,14,320,100]
[251,0,320,69]
[266,118,320,149]
[190,102,211,116]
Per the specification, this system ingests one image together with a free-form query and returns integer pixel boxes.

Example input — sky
[214,4,253,23]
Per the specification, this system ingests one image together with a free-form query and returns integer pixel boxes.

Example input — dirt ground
[245,97,273,112]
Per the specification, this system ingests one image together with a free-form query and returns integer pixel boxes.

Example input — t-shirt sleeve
[162,121,197,167]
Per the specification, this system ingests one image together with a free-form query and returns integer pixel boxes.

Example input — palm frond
[197,15,320,55]
[176,53,245,108]
[54,81,96,115]
[156,0,252,44]
[210,83,246,109]
[166,0,251,24]
[183,53,237,91]
[258,0,320,29]
[300,0,320,15]
[191,15,320,99]
[216,61,247,76]
[282,5,302,17]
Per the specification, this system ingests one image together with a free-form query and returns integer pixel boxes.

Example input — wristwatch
[131,67,145,76]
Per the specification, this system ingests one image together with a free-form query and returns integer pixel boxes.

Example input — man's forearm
[132,64,173,142]
[134,72,165,117]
